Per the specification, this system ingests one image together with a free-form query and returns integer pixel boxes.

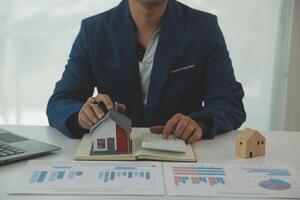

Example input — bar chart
[14,161,300,198]
[174,176,225,186]
[172,166,226,186]
[29,170,84,183]
[94,162,164,195]
[18,161,165,195]
[99,167,151,183]
[242,167,291,176]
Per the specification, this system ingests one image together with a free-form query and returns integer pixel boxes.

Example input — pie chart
[259,179,291,190]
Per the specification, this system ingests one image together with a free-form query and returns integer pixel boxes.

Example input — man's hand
[78,94,126,129]
[150,113,204,143]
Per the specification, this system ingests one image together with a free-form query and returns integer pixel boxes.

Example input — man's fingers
[94,94,114,110]
[83,105,98,124]
[187,128,202,143]
[149,126,165,134]
[78,118,90,129]
[91,103,105,119]
[162,114,181,139]
[187,120,203,143]
[181,123,195,141]
[87,97,97,104]
[78,94,127,130]
[79,111,93,129]
[174,118,189,138]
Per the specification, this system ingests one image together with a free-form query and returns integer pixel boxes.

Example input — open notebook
[75,132,196,162]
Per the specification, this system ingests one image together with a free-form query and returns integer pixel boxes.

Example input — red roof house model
[90,109,132,153]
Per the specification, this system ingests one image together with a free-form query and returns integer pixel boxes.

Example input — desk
[0,125,299,200]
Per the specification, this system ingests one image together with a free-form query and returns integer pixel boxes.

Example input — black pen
[92,101,108,114]
[92,101,119,113]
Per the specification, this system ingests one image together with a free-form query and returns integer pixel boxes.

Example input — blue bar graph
[199,177,207,183]
[29,170,84,183]
[99,169,152,183]
[57,171,65,179]
[146,172,150,180]
[140,172,144,177]
[216,177,225,184]
[181,177,186,183]
[242,168,291,176]
[104,171,109,182]
[76,171,83,176]
[37,171,47,182]
[29,171,40,183]
[110,172,115,180]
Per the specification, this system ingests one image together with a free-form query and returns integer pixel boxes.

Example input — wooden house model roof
[236,128,265,140]
[90,109,132,134]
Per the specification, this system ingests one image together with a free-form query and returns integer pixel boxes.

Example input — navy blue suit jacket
[47,0,246,139]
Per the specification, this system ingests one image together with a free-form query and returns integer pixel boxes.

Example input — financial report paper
[164,162,300,198]
[11,160,165,195]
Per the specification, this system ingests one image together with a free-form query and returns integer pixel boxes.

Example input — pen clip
[95,101,108,114]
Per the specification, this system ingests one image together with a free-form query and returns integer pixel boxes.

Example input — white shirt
[139,28,160,106]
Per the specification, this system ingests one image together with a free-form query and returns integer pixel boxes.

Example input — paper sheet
[11,160,165,195]
[164,162,300,198]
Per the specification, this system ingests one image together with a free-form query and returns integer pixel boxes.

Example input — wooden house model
[90,109,132,153]
[235,128,266,158]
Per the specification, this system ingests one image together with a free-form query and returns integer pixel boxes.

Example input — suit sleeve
[189,16,246,139]
[46,20,94,138]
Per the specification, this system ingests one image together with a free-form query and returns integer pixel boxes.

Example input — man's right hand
[78,94,126,129]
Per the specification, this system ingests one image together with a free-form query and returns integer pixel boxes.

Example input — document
[164,163,300,198]
[11,160,165,195]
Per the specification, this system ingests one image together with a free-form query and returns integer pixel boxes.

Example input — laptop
[0,128,61,165]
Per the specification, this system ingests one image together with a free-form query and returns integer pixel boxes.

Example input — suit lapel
[144,0,184,125]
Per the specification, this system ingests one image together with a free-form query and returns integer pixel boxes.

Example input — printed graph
[29,170,83,183]
[172,166,226,186]
[174,176,225,186]
[99,166,151,183]
[164,163,300,198]
[259,179,291,190]
[242,167,291,176]
[21,161,165,195]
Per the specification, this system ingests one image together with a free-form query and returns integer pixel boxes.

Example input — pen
[92,101,119,113]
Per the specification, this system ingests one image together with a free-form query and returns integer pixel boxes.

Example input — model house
[235,128,266,159]
[90,109,132,153]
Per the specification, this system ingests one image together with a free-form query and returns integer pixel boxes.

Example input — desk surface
[0,125,299,200]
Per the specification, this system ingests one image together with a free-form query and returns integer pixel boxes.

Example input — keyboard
[141,133,187,153]
[0,142,25,157]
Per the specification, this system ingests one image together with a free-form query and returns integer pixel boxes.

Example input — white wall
[285,0,300,131]
[0,0,294,131]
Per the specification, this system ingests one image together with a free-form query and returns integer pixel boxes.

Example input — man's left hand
[149,113,204,143]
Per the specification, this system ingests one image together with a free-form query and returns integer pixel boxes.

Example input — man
[47,0,246,142]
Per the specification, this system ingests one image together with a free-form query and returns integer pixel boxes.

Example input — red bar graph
[208,177,217,185]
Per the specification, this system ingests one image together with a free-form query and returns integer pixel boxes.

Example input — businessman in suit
[47,0,246,142]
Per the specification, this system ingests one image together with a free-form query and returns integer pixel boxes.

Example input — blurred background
[0,0,299,132]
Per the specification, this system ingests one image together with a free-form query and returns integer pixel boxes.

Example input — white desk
[0,125,299,200]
